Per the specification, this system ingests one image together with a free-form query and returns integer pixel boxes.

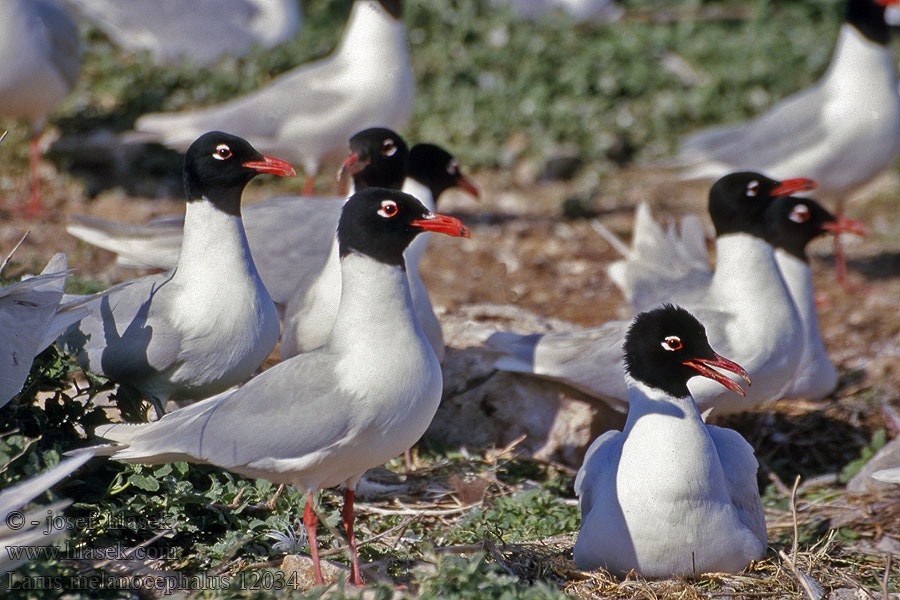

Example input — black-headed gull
[595,193,865,401]
[132,0,414,193]
[0,0,80,216]
[676,0,900,282]
[280,139,479,361]
[58,131,297,417]
[80,188,471,586]
[677,0,900,203]
[62,0,301,66]
[488,173,813,414]
[67,127,412,307]
[574,304,765,577]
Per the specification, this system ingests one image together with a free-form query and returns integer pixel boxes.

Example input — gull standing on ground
[676,0,900,281]
[133,0,414,193]
[61,0,301,66]
[488,173,812,414]
[59,131,296,417]
[574,304,765,577]
[0,0,80,216]
[80,188,471,587]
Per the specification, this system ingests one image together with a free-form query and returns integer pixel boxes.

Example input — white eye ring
[446,159,460,176]
[213,144,232,160]
[789,204,811,224]
[662,336,683,351]
[746,180,759,197]
[382,140,397,156]
[378,200,399,218]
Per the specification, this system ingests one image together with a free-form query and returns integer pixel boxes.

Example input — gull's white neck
[339,1,407,59]
[401,178,435,268]
[327,252,425,357]
[710,233,792,310]
[774,249,815,331]
[176,199,266,293]
[623,375,703,435]
[824,24,898,92]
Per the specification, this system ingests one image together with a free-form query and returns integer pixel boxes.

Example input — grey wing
[243,195,344,304]
[0,451,96,572]
[488,320,630,409]
[0,254,70,406]
[59,273,184,382]
[67,215,184,271]
[708,425,767,547]
[99,350,353,469]
[34,0,81,86]
[678,85,827,173]
[574,430,624,516]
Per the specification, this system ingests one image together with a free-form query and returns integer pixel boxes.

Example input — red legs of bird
[833,230,848,287]
[342,488,363,586]
[303,493,325,586]
[302,174,316,196]
[15,134,45,218]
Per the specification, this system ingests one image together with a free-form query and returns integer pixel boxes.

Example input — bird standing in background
[133,0,414,194]
[0,0,80,216]
[676,0,900,282]
[61,0,301,66]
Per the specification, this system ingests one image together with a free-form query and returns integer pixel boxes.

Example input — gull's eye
[662,336,683,351]
[446,159,460,176]
[746,180,759,197]
[382,139,397,156]
[789,204,811,224]
[213,144,232,160]
[378,200,399,218]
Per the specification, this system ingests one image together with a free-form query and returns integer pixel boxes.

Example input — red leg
[342,488,363,586]
[24,135,43,218]
[302,174,316,196]
[833,231,848,287]
[303,492,324,585]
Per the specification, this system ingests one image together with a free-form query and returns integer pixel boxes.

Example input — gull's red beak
[457,176,480,199]
[683,353,751,396]
[243,155,297,177]
[822,216,867,237]
[337,152,369,183]
[410,212,471,238]
[771,178,816,196]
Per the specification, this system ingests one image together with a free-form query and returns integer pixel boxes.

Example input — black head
[764,196,867,261]
[339,127,409,192]
[337,188,470,267]
[847,0,896,45]
[408,144,480,205]
[708,172,816,238]
[183,131,296,216]
[376,0,403,19]
[623,305,750,399]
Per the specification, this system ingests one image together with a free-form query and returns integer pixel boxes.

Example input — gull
[78,188,471,586]
[62,0,301,66]
[574,304,765,577]
[58,131,296,417]
[132,0,414,193]
[488,173,813,414]
[0,0,80,216]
